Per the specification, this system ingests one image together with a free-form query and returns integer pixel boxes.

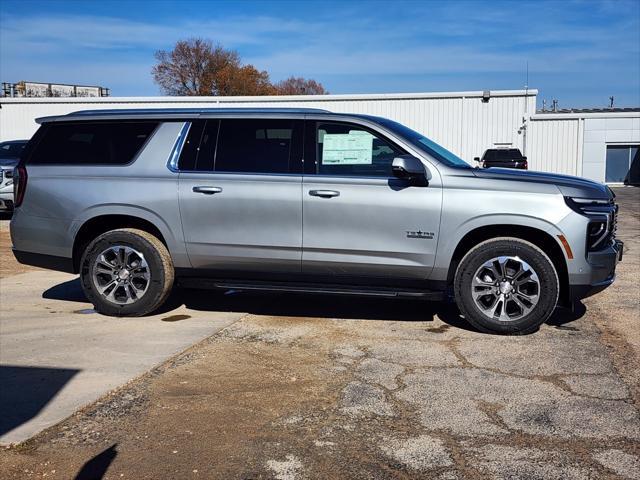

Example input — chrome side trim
[167,122,191,173]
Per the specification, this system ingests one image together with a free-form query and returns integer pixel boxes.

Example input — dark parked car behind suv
[475,148,528,169]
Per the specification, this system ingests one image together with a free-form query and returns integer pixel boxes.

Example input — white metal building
[1,89,638,184]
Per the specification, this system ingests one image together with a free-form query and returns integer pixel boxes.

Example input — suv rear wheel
[80,228,174,316]
[454,238,559,335]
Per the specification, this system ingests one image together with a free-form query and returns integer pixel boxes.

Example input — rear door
[301,120,442,281]
[178,117,304,273]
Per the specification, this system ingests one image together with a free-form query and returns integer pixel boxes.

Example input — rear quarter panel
[11,122,189,267]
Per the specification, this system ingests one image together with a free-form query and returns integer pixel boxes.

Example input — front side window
[214,119,294,174]
[316,122,404,177]
[28,122,158,165]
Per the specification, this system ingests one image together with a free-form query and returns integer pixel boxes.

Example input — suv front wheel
[80,228,174,316]
[454,238,559,335]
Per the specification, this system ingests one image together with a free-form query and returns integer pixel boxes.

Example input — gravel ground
[0,187,638,479]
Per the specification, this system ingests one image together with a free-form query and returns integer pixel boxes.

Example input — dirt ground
[0,215,40,279]
[1,188,639,479]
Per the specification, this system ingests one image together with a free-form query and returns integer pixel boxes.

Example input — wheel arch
[72,214,168,273]
[446,224,570,306]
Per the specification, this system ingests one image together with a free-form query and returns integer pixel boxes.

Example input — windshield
[0,142,26,159]
[375,118,471,168]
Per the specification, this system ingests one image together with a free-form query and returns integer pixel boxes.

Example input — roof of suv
[36,107,353,124]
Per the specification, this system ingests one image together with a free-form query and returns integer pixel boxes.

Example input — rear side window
[28,122,158,165]
[214,119,294,174]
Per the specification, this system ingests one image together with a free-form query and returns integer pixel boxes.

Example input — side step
[177,278,444,301]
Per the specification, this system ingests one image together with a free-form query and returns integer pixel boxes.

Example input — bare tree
[273,76,328,95]
[152,38,328,96]
[152,38,240,95]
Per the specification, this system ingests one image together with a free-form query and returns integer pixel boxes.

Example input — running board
[177,278,444,301]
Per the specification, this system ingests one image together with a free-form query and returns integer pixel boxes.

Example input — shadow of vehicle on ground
[43,278,586,334]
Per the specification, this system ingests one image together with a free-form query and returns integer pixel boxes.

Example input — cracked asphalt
[1,187,639,479]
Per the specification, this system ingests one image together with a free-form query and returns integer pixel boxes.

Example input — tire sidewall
[80,230,169,316]
[454,238,559,334]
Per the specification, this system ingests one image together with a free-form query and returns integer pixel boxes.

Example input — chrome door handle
[193,186,222,195]
[309,189,340,198]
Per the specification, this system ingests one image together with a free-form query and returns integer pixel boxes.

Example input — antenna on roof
[552,99,558,112]
[609,96,614,109]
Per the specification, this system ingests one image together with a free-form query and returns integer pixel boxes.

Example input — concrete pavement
[0,270,243,444]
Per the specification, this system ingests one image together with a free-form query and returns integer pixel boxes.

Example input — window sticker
[322,130,374,165]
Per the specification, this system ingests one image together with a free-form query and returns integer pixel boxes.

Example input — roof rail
[66,107,331,116]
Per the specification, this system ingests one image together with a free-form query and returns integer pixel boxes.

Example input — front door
[178,118,304,273]
[302,121,442,282]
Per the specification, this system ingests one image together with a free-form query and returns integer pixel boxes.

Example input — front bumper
[569,239,623,301]
[0,190,13,211]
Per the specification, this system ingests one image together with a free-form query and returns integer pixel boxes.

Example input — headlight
[4,179,13,186]
[564,196,617,253]
[564,196,612,213]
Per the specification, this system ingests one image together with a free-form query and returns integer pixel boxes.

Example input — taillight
[14,165,27,207]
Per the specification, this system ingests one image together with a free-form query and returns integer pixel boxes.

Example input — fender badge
[406,230,434,239]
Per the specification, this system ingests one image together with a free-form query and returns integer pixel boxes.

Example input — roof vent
[482,91,491,103]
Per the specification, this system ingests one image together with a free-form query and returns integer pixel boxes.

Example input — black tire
[454,238,559,335]
[80,228,174,316]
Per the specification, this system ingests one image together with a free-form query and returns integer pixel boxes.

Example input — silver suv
[10,109,623,334]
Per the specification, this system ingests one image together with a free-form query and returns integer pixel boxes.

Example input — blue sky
[1,0,638,107]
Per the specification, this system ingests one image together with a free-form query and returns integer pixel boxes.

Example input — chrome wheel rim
[471,256,540,322]
[91,245,150,305]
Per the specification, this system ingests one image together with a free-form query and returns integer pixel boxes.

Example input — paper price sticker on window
[322,131,373,165]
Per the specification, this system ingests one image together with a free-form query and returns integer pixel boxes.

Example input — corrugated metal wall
[527,118,581,175]
[0,91,536,165]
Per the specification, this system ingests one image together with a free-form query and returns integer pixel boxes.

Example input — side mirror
[392,155,428,186]
[522,156,528,161]
[473,157,481,162]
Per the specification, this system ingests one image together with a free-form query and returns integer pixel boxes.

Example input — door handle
[193,186,223,195]
[309,189,340,198]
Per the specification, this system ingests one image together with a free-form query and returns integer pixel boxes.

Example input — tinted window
[177,120,208,171]
[214,119,294,173]
[29,122,157,165]
[316,122,404,177]
[0,142,26,159]
[484,149,523,161]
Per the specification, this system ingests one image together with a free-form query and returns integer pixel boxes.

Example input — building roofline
[1,89,538,105]
[531,111,640,120]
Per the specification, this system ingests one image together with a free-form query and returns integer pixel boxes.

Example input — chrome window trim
[166,121,191,173]
[174,170,303,178]
[164,116,442,181]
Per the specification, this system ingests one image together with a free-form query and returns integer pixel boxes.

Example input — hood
[472,167,612,200]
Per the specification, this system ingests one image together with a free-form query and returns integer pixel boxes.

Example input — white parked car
[0,140,28,211]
